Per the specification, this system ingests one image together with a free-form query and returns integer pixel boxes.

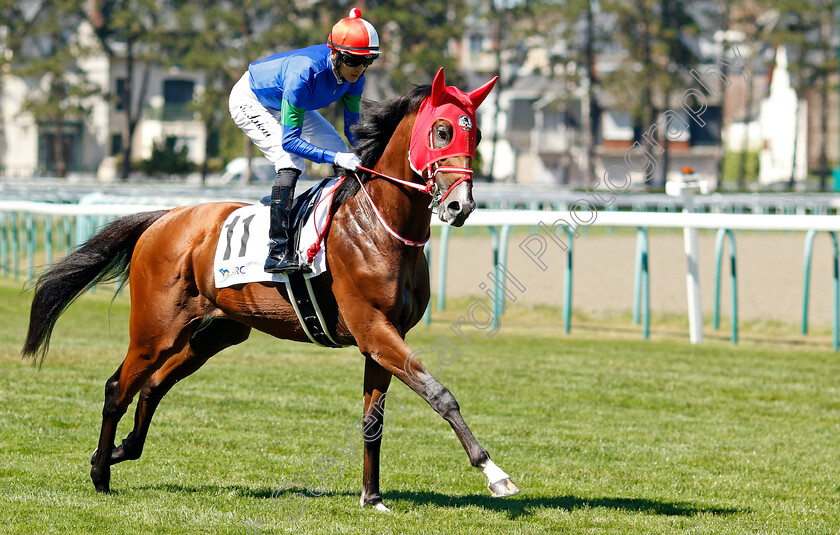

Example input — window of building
[162,79,195,121]
[115,78,127,111]
[38,123,82,173]
[164,79,194,104]
[689,105,721,146]
[111,134,122,156]
[470,34,483,54]
[507,99,536,131]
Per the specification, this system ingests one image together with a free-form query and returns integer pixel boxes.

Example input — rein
[352,163,472,248]
[356,163,473,209]
[352,171,430,247]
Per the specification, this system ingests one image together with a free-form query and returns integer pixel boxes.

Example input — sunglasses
[340,53,377,68]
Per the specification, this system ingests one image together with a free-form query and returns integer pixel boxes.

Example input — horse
[21,68,519,511]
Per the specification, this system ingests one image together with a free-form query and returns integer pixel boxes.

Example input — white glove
[334,152,361,171]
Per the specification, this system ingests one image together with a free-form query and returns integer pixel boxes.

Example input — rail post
[0,212,7,277]
[436,225,450,311]
[491,225,512,318]
[633,227,650,339]
[713,228,738,344]
[11,212,19,279]
[801,230,839,351]
[563,228,574,334]
[666,171,705,344]
[26,213,34,285]
[44,215,53,268]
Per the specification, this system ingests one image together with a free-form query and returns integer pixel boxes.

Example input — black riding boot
[264,168,310,274]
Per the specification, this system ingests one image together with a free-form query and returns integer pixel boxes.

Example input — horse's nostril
[447,201,462,215]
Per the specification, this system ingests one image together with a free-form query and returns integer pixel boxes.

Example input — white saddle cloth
[213,178,342,288]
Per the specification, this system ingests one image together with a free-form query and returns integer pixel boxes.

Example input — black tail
[21,209,170,364]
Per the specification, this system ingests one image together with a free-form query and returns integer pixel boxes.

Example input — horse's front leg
[351,311,520,501]
[401,349,520,498]
[360,356,393,511]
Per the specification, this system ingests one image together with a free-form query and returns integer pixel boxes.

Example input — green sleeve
[281,99,305,128]
[341,93,361,115]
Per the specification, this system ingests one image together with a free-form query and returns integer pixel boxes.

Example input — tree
[0,0,100,177]
[466,0,538,181]
[86,0,164,179]
[600,0,699,187]
[725,0,777,190]
[366,0,466,95]
[763,0,839,191]
[545,0,605,187]
[162,1,312,182]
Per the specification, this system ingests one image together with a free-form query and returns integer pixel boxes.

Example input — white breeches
[228,72,348,176]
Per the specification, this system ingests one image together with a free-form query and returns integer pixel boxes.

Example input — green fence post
[563,229,573,334]
[436,225,450,311]
[713,228,738,344]
[0,212,7,277]
[802,230,839,351]
[833,232,839,352]
[802,230,816,335]
[493,225,511,318]
[633,227,650,339]
[26,213,35,285]
[65,215,73,254]
[45,215,53,268]
[11,213,19,280]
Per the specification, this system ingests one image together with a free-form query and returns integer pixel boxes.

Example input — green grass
[1,277,839,534]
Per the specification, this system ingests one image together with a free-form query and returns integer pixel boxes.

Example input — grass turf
[0,276,838,534]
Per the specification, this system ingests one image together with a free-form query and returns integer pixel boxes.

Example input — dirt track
[429,228,838,329]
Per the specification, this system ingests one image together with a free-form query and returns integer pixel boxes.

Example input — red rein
[352,163,473,248]
[356,164,473,206]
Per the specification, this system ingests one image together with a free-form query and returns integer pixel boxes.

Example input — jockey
[229,8,380,273]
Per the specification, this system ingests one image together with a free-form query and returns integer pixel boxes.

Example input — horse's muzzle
[438,182,476,227]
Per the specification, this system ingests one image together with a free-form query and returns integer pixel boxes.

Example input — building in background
[458,20,724,188]
[0,21,206,179]
[2,8,837,188]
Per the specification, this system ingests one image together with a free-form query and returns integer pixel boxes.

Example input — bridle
[356,162,473,209]
[347,69,494,247]
[351,160,473,248]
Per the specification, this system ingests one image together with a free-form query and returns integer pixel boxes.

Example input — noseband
[425,163,473,209]
[348,73,487,247]
[356,163,473,210]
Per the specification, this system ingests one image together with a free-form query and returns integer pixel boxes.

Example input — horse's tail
[22,209,170,364]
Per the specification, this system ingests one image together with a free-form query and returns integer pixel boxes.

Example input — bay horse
[21,69,519,510]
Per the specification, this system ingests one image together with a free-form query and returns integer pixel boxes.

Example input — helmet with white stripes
[327,8,381,57]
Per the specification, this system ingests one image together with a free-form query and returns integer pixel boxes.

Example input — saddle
[261,176,338,258]
[214,176,347,348]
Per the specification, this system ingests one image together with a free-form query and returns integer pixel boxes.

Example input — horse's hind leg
[89,310,198,493]
[90,351,177,493]
[109,319,251,465]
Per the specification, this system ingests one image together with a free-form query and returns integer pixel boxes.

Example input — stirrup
[264,252,312,274]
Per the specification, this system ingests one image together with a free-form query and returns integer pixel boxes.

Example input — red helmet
[327,8,380,56]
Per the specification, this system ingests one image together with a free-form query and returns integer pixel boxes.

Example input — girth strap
[284,272,344,348]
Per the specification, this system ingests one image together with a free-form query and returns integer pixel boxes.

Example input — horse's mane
[332,84,432,208]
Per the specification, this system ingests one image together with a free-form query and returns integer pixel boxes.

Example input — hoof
[91,470,111,494]
[360,496,391,512]
[488,478,520,498]
[90,451,112,493]
[91,466,111,493]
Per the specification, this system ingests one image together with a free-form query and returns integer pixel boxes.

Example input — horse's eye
[432,121,453,149]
